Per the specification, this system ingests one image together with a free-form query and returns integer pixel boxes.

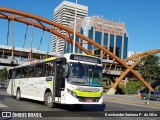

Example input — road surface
[0,88,160,120]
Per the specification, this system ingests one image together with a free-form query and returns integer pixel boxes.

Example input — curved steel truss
[0,7,159,92]
[108,49,160,94]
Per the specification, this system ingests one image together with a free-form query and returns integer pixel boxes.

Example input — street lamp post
[72,0,77,53]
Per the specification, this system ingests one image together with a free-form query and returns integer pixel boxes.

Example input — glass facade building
[66,17,128,60]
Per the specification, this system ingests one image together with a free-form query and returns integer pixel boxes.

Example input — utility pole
[72,0,78,53]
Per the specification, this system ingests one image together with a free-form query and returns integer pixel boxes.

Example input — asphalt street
[0,88,160,120]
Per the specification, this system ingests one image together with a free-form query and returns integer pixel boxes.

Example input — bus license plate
[86,99,93,102]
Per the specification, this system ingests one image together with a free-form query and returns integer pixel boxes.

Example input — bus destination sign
[70,54,101,64]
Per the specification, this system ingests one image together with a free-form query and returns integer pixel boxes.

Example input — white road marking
[0,103,8,108]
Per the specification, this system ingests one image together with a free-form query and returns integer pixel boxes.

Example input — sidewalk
[103,94,160,109]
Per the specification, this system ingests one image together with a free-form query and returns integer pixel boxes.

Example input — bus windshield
[68,62,102,87]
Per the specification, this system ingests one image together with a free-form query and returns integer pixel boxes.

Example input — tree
[139,54,160,82]
[0,68,8,83]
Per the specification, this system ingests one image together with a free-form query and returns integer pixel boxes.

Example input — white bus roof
[8,53,101,69]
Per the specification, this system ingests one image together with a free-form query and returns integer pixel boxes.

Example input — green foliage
[118,55,160,94]
[102,77,111,92]
[102,81,108,89]
[118,81,144,94]
[139,55,160,80]
[0,68,8,83]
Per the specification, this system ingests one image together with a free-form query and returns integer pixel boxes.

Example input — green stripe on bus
[14,81,16,87]
[49,81,53,88]
[72,89,102,97]
[44,57,55,62]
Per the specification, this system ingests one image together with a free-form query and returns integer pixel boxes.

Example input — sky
[0,0,160,53]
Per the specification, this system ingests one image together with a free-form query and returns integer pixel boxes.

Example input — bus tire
[44,92,55,108]
[143,96,147,100]
[157,97,160,101]
[16,89,21,101]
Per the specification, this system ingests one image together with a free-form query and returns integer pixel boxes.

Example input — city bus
[6,53,103,108]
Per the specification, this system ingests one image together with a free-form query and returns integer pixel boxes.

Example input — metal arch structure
[124,49,160,62]
[0,15,91,55]
[107,49,160,95]
[0,7,155,92]
[0,8,91,52]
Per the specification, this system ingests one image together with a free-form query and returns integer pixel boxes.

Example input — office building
[66,16,129,59]
[53,0,88,54]
[128,51,141,64]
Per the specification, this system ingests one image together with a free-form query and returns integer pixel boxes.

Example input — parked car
[0,83,7,89]
[141,91,160,101]
[0,84,4,88]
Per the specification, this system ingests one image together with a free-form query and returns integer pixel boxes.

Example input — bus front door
[10,70,16,96]
[53,59,66,103]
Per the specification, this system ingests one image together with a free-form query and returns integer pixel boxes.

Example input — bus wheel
[16,89,21,101]
[45,92,55,108]
[143,96,147,100]
[157,97,160,101]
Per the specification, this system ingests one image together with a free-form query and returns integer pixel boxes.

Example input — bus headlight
[67,88,77,98]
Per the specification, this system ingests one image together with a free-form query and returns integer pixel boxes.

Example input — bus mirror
[65,64,70,77]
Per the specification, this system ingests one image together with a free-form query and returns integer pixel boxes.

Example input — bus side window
[28,66,35,77]
[15,68,21,79]
[52,63,55,75]
[22,67,28,78]
[44,62,53,76]
[35,64,44,77]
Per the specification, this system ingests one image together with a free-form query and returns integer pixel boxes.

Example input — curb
[104,98,160,109]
